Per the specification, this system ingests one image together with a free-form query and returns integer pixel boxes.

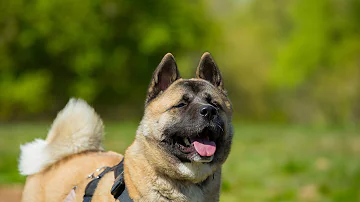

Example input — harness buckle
[87,166,108,179]
[111,172,125,198]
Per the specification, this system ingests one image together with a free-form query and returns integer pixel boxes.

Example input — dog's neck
[124,139,221,202]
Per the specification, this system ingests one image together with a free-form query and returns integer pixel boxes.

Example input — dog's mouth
[172,127,218,160]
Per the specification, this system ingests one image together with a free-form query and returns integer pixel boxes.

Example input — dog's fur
[20,52,233,202]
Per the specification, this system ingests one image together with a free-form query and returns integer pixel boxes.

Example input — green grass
[0,123,359,201]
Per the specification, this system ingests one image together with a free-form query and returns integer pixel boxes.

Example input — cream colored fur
[19,98,104,176]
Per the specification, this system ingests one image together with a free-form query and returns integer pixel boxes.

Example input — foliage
[0,0,219,120]
[1,0,360,124]
[215,0,360,124]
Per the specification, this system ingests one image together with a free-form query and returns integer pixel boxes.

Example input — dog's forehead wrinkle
[170,80,228,106]
[182,93,192,102]
[174,79,208,93]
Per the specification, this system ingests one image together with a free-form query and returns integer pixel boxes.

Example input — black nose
[200,105,218,120]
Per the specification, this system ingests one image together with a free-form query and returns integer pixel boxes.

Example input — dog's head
[136,52,233,183]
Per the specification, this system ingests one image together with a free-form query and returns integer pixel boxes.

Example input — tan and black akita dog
[19,52,233,201]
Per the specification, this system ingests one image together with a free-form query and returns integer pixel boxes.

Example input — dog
[19,52,233,202]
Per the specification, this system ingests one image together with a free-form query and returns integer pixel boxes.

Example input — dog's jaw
[135,126,220,183]
[125,140,222,201]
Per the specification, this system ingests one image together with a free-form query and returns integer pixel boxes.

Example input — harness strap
[114,159,124,177]
[118,186,131,202]
[82,159,133,202]
[111,159,133,202]
[83,166,113,202]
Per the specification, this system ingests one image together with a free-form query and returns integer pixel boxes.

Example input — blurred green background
[0,0,359,201]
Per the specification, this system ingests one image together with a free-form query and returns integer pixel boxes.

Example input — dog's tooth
[184,137,191,146]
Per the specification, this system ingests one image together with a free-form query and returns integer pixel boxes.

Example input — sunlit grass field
[0,123,359,201]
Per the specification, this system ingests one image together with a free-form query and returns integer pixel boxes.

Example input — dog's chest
[152,177,205,202]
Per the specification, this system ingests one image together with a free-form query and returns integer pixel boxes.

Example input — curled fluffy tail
[19,98,104,176]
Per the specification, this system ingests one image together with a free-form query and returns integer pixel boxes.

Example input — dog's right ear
[146,53,181,104]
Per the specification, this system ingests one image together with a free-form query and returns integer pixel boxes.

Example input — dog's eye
[174,103,187,108]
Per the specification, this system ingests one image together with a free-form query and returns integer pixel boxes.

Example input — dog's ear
[196,52,225,92]
[146,53,181,103]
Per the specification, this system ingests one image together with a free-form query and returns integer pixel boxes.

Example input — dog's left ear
[196,52,225,92]
[146,53,181,103]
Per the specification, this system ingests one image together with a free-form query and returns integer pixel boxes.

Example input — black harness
[83,159,133,202]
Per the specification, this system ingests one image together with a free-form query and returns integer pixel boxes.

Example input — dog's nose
[200,105,218,120]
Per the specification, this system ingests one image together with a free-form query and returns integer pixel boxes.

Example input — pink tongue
[193,139,216,157]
